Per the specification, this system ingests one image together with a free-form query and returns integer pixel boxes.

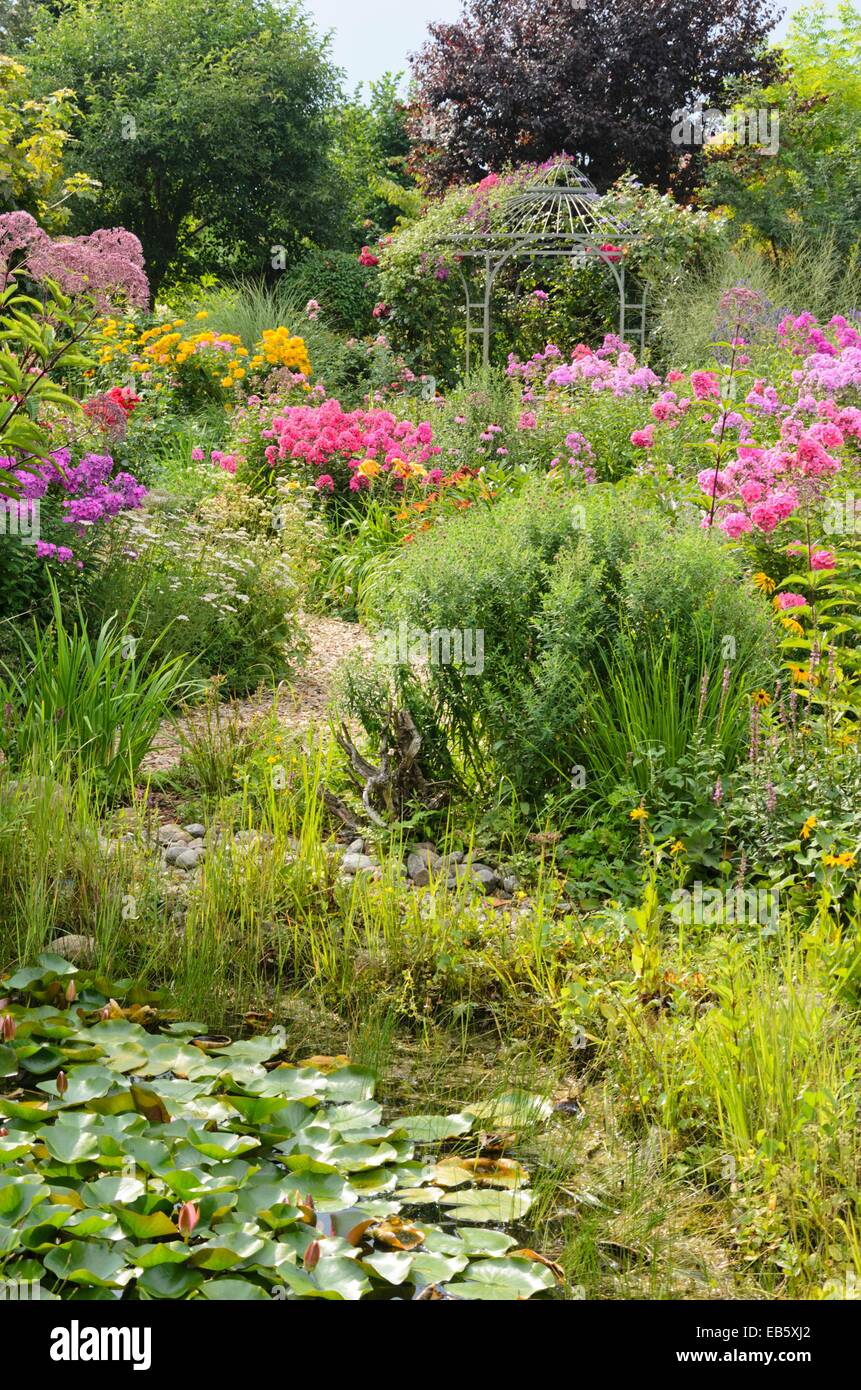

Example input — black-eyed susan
[823,851,856,869]
[752,571,776,595]
[800,814,817,840]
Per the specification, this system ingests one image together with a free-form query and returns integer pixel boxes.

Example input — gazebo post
[483,253,492,367]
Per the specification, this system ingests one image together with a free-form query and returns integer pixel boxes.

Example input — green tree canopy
[0,53,100,230]
[24,0,343,290]
[701,3,861,262]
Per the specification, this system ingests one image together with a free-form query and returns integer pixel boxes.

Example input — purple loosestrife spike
[713,777,723,806]
[749,703,760,763]
[698,669,709,721]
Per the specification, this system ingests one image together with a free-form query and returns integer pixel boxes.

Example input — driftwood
[330,708,448,827]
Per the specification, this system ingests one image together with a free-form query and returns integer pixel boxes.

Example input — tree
[0,0,63,52]
[0,55,100,231]
[409,0,783,195]
[701,3,861,262]
[24,0,343,291]
[329,74,416,244]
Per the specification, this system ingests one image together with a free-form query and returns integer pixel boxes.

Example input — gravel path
[141,613,373,773]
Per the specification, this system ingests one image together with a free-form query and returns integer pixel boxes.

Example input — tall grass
[656,234,861,368]
[189,278,343,371]
[571,629,751,802]
[0,585,187,793]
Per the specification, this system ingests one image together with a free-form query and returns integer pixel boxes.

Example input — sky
[304,0,843,91]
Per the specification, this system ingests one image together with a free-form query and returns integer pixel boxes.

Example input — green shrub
[281,248,379,336]
[82,484,307,695]
[359,481,777,804]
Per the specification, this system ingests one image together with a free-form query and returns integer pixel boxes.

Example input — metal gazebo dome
[440,160,646,370]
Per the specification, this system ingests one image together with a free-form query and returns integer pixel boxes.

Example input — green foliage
[281,249,379,337]
[0,584,185,792]
[82,485,308,696]
[0,955,555,1300]
[328,73,415,243]
[25,0,342,290]
[701,3,861,262]
[360,482,776,803]
[0,274,89,473]
[0,54,100,229]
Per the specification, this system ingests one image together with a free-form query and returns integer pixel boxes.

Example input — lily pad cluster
[0,954,560,1300]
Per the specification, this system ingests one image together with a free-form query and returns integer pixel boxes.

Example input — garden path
[141,613,372,773]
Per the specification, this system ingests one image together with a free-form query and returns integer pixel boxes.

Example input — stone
[472,867,497,890]
[347,838,365,855]
[184,823,206,839]
[175,847,203,871]
[407,848,442,883]
[158,824,190,846]
[164,844,188,866]
[341,853,375,873]
[49,934,95,965]
[502,875,519,894]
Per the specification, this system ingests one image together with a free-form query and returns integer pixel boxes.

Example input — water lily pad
[432,1155,529,1189]
[43,1239,128,1288]
[395,1113,474,1142]
[439,1187,533,1222]
[446,1256,557,1299]
[201,1277,272,1299]
[0,972,550,1301]
[137,1263,204,1298]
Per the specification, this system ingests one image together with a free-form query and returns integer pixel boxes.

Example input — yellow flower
[823,851,856,869]
[751,689,771,707]
[629,807,648,821]
[780,617,804,636]
[800,815,817,841]
[357,458,381,479]
[786,663,811,684]
[669,840,686,856]
[753,571,776,595]
[195,310,208,319]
